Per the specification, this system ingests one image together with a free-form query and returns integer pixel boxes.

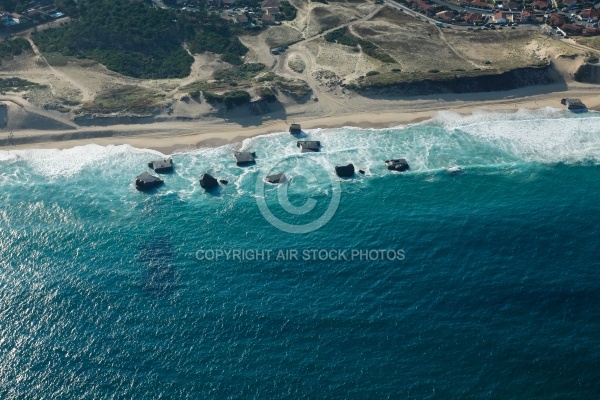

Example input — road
[383,0,540,31]
[300,5,385,44]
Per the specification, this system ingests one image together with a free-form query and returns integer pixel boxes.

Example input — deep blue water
[1,109,599,398]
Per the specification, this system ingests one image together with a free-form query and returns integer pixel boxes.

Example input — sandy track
[25,37,94,103]
[434,26,482,69]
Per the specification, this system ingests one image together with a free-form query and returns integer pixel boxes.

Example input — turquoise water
[1,108,600,398]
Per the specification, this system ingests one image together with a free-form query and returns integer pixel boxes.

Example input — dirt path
[301,5,384,45]
[267,4,385,114]
[25,36,94,103]
[435,26,482,69]
[561,38,600,56]
[171,48,206,95]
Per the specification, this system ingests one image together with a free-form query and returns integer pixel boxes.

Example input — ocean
[1,108,599,398]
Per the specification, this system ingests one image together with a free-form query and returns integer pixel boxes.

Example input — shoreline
[3,87,600,154]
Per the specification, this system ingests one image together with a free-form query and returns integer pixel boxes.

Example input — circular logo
[255,155,341,234]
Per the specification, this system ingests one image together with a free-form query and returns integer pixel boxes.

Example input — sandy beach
[2,85,600,154]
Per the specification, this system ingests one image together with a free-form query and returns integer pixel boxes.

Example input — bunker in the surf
[265,173,286,184]
[289,123,302,134]
[135,172,163,190]
[561,98,587,113]
[234,151,256,166]
[297,141,321,153]
[148,158,173,173]
[199,173,219,190]
[386,159,410,172]
[335,163,355,178]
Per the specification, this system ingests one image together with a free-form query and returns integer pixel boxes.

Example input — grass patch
[324,27,396,63]
[256,72,311,97]
[221,53,244,65]
[181,79,252,94]
[257,86,277,102]
[288,56,306,73]
[0,77,42,92]
[204,90,251,109]
[350,69,496,89]
[214,63,265,81]
[574,36,600,51]
[82,86,164,113]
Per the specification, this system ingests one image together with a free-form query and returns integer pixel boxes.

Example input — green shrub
[278,1,297,21]
[223,90,251,108]
[0,38,32,60]
[32,0,194,79]
[203,91,224,103]
[258,87,277,102]
[366,71,380,76]
[221,53,244,65]
[189,29,249,57]
[256,72,277,82]
[214,63,265,81]
[204,90,251,109]
[324,27,395,63]
[428,69,440,73]
[0,77,41,91]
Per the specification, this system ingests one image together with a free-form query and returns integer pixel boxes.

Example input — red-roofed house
[493,11,513,23]
[464,12,484,24]
[264,6,280,15]
[436,10,454,21]
[261,0,280,8]
[261,13,275,24]
[549,13,566,27]
[519,10,533,22]
[580,8,600,20]
[469,0,492,10]
[413,0,438,14]
[562,23,582,34]
[531,0,548,10]
[583,27,599,36]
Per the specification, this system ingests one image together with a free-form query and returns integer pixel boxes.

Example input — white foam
[454,113,600,164]
[2,109,600,190]
[429,107,565,130]
[1,144,164,179]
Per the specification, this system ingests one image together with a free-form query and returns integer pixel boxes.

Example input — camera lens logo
[255,155,341,234]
